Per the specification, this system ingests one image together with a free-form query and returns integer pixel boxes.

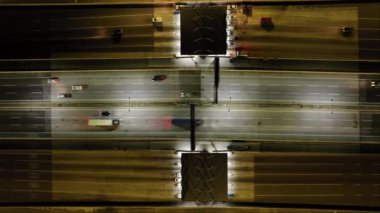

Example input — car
[58,93,72,98]
[111,28,123,42]
[236,50,248,58]
[260,17,274,31]
[180,92,193,98]
[371,81,380,87]
[182,92,199,98]
[227,144,249,151]
[71,85,87,91]
[47,77,59,84]
[341,27,354,36]
[101,111,111,117]
[152,17,163,28]
[152,75,167,82]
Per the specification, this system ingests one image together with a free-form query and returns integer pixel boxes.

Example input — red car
[260,17,274,31]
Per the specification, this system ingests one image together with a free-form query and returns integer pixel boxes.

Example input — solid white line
[256,183,342,186]
[255,194,344,197]
[62,13,152,21]
[2,84,16,87]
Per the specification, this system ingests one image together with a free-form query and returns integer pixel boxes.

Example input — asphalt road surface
[1,3,377,60]
[0,110,51,139]
[1,150,378,207]
[45,69,380,104]
[1,69,379,104]
[230,152,380,207]
[0,76,50,101]
[0,106,377,145]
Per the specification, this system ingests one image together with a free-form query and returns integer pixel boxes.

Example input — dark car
[111,28,123,42]
[260,17,274,31]
[341,27,354,37]
[101,111,111,116]
[152,75,167,82]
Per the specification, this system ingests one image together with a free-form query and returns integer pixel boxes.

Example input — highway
[0,106,378,145]
[0,150,378,207]
[25,69,380,105]
[1,69,377,104]
[0,1,379,211]
[0,76,50,101]
[230,152,380,207]
[0,69,378,143]
[236,5,359,60]
[1,3,377,61]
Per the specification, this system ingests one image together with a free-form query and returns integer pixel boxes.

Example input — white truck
[88,118,120,126]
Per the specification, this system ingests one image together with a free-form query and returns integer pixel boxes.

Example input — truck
[171,118,203,127]
[88,118,120,126]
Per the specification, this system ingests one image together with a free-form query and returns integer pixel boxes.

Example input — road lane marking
[255,194,344,197]
[255,183,342,186]
[5,92,17,95]
[2,84,16,87]
[11,117,21,119]
[63,13,153,21]
[328,93,340,96]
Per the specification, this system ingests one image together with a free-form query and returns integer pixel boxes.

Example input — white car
[58,93,72,98]
[152,17,163,27]
[71,85,86,91]
[371,81,380,87]
[47,77,59,84]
